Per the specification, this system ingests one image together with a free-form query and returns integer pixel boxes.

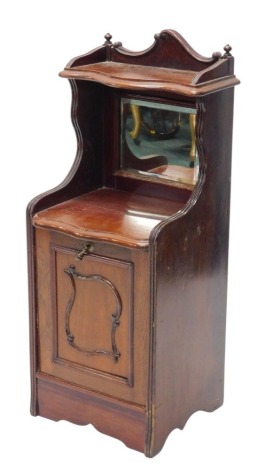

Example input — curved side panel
[27,79,103,218]
[193,57,235,85]
[27,79,104,415]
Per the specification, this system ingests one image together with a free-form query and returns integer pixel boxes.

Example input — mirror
[120,98,199,186]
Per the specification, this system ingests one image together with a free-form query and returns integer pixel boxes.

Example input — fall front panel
[36,229,144,400]
[53,246,133,384]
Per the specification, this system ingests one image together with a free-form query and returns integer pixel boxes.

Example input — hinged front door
[36,230,150,404]
[53,245,133,387]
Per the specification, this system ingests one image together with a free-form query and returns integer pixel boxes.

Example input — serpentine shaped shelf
[32,188,185,248]
[59,30,240,96]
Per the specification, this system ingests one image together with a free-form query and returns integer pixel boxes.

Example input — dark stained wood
[27,30,239,457]
[115,172,192,202]
[67,29,219,71]
[37,374,147,454]
[60,61,239,96]
[60,30,240,97]
[32,188,185,248]
[115,169,195,191]
[146,88,235,456]
[110,29,217,69]
[35,228,150,404]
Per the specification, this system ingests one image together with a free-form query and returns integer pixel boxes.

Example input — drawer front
[36,229,150,404]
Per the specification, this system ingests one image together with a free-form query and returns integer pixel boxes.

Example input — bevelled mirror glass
[120,98,199,186]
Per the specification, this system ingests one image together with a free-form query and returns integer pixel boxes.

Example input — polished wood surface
[27,30,239,457]
[60,30,239,97]
[37,375,147,453]
[68,29,215,70]
[33,188,185,248]
[61,62,196,84]
[147,89,235,456]
[147,164,196,183]
[60,61,239,96]
[35,228,150,403]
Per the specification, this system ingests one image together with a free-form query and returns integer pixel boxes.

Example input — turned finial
[223,44,232,57]
[154,32,166,40]
[212,51,222,60]
[104,33,112,45]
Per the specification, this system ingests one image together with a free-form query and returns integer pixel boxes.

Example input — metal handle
[75,242,94,261]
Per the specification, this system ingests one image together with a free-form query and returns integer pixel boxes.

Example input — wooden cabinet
[27,30,239,457]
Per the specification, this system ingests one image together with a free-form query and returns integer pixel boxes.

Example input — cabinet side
[146,87,235,457]
[27,78,105,414]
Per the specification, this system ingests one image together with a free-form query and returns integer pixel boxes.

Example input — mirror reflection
[120,98,199,186]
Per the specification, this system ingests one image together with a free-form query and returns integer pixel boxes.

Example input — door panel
[36,229,150,404]
[53,246,133,385]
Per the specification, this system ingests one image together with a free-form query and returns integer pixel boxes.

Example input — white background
[1,1,264,468]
